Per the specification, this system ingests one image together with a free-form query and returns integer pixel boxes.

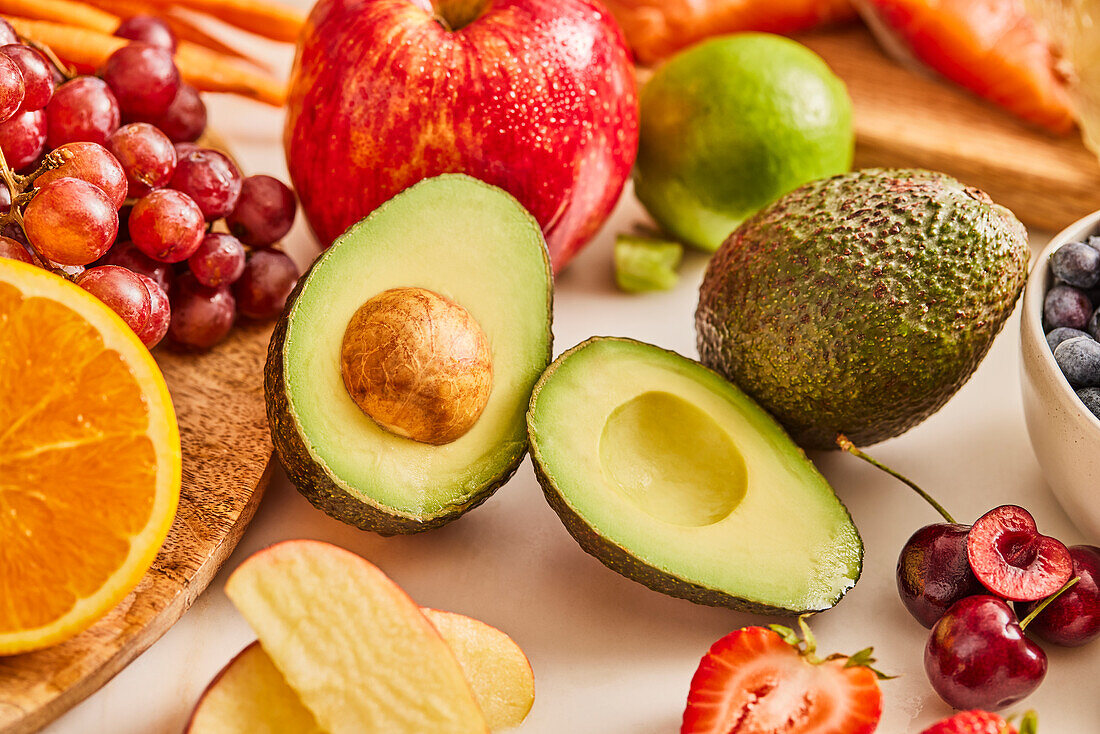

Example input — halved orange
[0,258,181,655]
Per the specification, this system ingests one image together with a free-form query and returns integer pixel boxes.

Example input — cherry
[967,506,1073,602]
[898,523,985,628]
[924,595,1047,711]
[1016,545,1100,647]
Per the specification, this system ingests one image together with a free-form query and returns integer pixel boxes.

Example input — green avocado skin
[531,461,855,616]
[527,337,862,616]
[696,168,1029,449]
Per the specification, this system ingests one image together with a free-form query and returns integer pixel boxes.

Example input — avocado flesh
[527,337,862,614]
[696,168,1029,449]
[267,175,552,534]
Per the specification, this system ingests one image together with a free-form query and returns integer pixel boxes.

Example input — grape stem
[835,434,957,524]
[17,35,75,81]
[0,145,61,274]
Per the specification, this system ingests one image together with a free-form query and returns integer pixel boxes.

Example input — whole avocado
[696,168,1029,449]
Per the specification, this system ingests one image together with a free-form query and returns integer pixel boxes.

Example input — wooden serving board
[0,322,275,734]
[800,26,1100,232]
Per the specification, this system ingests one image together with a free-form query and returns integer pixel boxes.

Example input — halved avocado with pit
[527,337,862,614]
[266,175,553,535]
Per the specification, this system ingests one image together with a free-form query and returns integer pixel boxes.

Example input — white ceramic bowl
[1020,210,1100,541]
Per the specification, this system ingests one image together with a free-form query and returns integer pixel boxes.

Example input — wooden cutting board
[0,321,275,734]
[798,26,1100,232]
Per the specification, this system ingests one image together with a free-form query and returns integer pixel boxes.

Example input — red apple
[285,0,638,271]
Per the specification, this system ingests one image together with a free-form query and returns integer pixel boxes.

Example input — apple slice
[185,610,535,733]
[224,540,488,733]
[186,641,323,734]
[422,609,535,730]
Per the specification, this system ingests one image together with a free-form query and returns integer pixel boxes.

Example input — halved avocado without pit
[266,175,553,535]
[527,337,862,614]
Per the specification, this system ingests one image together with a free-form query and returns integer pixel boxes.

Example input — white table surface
[41,10,1100,732]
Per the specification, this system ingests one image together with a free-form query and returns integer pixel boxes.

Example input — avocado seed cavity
[340,287,493,445]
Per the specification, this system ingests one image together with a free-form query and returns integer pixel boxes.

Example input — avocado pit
[340,287,493,445]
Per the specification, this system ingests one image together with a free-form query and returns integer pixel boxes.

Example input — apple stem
[1019,576,1080,630]
[835,434,956,523]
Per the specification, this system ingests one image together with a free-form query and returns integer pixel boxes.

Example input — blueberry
[1051,242,1100,288]
[1044,285,1092,330]
[1054,336,1100,386]
[1077,387,1100,419]
[1087,235,1100,254]
[1047,327,1090,351]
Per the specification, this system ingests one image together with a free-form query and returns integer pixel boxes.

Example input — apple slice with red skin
[224,540,489,733]
[966,505,1072,602]
[185,610,534,733]
[186,641,323,734]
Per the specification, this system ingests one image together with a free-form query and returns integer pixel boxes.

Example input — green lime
[634,33,854,251]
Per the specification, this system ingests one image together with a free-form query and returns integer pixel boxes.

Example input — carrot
[6,17,286,106]
[0,0,117,33]
[137,0,303,43]
[79,0,271,69]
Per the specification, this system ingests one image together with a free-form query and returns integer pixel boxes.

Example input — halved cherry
[966,506,1072,602]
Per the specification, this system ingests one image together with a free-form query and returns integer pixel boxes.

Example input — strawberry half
[920,710,1038,734]
[681,617,887,734]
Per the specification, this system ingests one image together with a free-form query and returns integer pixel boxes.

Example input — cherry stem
[835,434,956,524]
[1019,576,1080,630]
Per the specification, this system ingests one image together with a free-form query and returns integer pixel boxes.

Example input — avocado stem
[1019,577,1080,631]
[834,434,957,524]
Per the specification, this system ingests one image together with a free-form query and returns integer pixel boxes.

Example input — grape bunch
[0,15,299,351]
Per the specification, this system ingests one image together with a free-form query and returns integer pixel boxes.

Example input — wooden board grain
[800,26,1100,232]
[0,321,275,734]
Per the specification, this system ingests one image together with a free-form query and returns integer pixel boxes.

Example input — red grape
[77,265,151,335]
[151,85,205,143]
[0,108,45,170]
[0,53,23,123]
[226,175,296,247]
[34,141,127,209]
[170,272,235,349]
[100,43,179,120]
[0,20,17,46]
[24,177,118,265]
[46,76,120,147]
[1,46,53,112]
[173,141,198,158]
[99,239,174,293]
[188,232,245,287]
[128,188,204,262]
[106,122,176,197]
[0,181,9,213]
[169,147,241,220]
[136,273,170,347]
[234,250,297,319]
[114,16,177,52]
[0,234,32,263]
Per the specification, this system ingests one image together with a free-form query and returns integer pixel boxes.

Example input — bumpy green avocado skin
[696,169,1029,449]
